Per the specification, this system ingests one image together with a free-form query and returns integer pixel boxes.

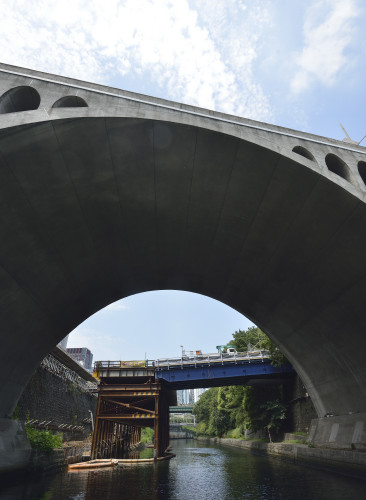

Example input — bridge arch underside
[1,116,366,421]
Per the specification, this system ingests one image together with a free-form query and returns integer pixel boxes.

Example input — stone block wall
[284,374,317,434]
[15,366,97,441]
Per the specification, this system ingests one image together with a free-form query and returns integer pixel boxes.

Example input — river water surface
[1,439,365,500]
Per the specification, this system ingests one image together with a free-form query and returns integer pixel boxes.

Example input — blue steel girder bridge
[91,352,293,458]
[153,351,293,389]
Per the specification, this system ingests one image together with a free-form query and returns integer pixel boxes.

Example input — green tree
[193,384,287,440]
[207,402,230,436]
[193,325,289,439]
[231,326,267,351]
[141,427,154,444]
[218,385,246,429]
[194,387,219,425]
[258,400,287,442]
[231,326,287,367]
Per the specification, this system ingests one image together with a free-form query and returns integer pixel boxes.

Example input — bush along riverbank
[192,326,316,443]
[192,384,288,443]
[189,325,366,481]
[26,425,63,453]
[24,425,92,472]
[190,383,366,478]
[24,425,156,472]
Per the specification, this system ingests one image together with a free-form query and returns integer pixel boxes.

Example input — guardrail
[94,350,271,373]
[93,360,155,369]
[154,350,270,369]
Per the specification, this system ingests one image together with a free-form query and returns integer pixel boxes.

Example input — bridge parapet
[93,361,155,381]
[154,350,271,369]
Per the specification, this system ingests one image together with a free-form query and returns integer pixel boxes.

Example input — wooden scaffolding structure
[91,362,171,459]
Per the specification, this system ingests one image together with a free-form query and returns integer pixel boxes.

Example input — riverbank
[196,436,366,480]
[28,441,91,473]
[24,438,152,473]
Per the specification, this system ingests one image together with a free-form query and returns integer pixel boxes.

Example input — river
[1,439,365,499]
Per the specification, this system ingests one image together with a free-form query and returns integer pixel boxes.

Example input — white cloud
[67,327,115,359]
[291,0,358,93]
[0,0,272,120]
[190,0,272,119]
[103,301,129,312]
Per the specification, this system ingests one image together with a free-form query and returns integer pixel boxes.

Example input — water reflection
[0,440,365,500]
[124,447,155,460]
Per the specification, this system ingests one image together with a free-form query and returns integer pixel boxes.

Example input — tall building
[177,389,190,405]
[176,388,207,405]
[177,388,207,406]
[194,388,207,403]
[66,347,93,372]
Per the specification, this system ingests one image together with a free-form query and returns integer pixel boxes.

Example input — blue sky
[67,291,251,360]
[2,0,365,361]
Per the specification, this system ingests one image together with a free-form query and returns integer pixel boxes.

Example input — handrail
[93,350,271,372]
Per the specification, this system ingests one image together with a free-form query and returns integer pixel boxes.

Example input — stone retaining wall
[197,437,366,479]
[15,365,97,441]
[284,374,317,434]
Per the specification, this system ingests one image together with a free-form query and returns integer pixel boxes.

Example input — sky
[1,0,365,361]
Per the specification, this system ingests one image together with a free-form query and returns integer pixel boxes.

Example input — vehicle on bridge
[93,348,272,376]
[153,348,270,369]
[216,344,237,355]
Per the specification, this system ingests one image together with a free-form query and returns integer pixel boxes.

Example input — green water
[1,439,365,499]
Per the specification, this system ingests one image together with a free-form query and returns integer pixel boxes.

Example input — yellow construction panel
[132,391,158,396]
[120,360,146,367]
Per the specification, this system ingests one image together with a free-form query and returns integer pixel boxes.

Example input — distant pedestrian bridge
[169,406,195,414]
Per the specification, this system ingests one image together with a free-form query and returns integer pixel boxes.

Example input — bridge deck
[93,356,294,391]
[155,359,294,389]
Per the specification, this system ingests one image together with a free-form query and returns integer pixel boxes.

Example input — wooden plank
[104,399,155,414]
[99,414,155,419]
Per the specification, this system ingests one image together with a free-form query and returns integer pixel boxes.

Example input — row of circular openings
[2,88,366,187]
[293,145,366,187]
[0,86,88,114]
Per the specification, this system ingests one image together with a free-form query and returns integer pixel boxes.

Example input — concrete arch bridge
[0,63,366,470]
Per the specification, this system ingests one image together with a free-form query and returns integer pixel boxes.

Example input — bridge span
[91,354,292,458]
[154,351,293,389]
[94,351,294,389]
[1,63,366,470]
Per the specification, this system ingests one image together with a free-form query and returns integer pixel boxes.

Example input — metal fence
[153,350,271,369]
[41,353,97,395]
[94,350,271,372]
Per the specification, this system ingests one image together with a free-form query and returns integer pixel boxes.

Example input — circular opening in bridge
[0,86,40,114]
[52,96,88,108]
[325,154,351,182]
[357,161,366,185]
[292,145,314,161]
